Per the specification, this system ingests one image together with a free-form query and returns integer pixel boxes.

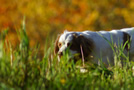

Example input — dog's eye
[58,43,62,48]
[67,43,71,47]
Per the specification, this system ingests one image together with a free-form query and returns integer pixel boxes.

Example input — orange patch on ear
[70,33,94,61]
[78,36,94,58]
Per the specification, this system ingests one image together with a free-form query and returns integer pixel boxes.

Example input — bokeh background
[0,0,134,52]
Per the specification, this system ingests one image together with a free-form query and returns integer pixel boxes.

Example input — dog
[54,28,134,66]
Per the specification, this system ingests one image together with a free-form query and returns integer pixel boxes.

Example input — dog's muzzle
[58,51,63,58]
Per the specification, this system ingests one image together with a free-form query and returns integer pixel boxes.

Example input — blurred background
[0,0,134,53]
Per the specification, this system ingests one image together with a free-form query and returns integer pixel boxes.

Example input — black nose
[58,52,63,56]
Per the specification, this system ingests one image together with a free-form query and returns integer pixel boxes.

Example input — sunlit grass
[0,21,134,89]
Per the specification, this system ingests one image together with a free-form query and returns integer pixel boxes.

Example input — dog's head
[54,31,94,61]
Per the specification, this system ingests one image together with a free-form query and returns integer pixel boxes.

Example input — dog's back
[82,30,127,65]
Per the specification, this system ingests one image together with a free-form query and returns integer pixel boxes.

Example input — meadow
[0,21,134,90]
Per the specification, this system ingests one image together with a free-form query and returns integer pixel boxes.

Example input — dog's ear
[54,35,60,54]
[77,35,94,58]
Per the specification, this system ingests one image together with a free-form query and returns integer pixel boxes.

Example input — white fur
[58,28,134,66]
[58,31,74,55]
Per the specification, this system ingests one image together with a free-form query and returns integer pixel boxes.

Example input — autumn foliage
[0,0,134,49]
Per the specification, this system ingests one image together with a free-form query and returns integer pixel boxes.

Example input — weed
[0,21,134,89]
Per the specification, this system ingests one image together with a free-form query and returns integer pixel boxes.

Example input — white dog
[54,28,134,66]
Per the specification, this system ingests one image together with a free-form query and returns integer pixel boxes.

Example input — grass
[1,21,134,89]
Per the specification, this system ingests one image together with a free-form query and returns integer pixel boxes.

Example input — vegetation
[1,0,134,89]
[0,21,134,90]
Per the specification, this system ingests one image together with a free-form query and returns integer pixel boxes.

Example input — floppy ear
[54,35,60,54]
[77,35,94,58]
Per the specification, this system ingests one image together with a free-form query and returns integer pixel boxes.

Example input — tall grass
[0,21,134,89]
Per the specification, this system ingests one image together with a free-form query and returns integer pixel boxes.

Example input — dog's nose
[58,51,63,56]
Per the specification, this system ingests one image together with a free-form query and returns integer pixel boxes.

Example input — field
[1,23,134,90]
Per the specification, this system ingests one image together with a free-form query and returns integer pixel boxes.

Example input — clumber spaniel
[54,28,134,66]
